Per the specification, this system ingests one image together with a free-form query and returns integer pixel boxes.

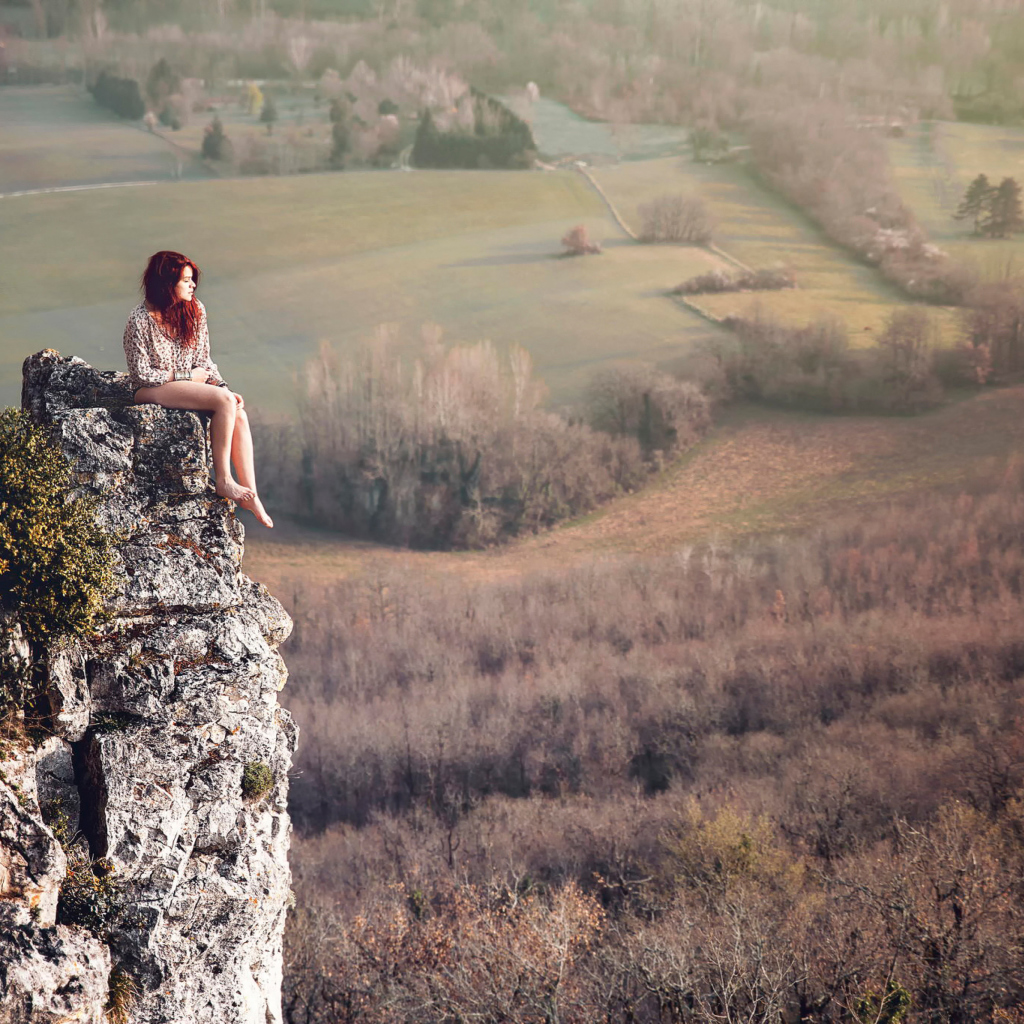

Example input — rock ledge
[0,351,295,1024]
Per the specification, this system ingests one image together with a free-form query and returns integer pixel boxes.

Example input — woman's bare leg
[134,382,254,503]
[230,408,274,528]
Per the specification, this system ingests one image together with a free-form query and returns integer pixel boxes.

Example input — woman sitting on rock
[124,250,273,528]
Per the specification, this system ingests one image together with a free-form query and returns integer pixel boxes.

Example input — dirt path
[243,386,1024,595]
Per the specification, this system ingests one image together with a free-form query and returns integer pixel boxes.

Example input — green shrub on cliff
[0,407,116,643]
[242,761,275,801]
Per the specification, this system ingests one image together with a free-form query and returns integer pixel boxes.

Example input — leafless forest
[280,458,1024,1022]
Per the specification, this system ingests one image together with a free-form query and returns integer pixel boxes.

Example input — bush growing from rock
[242,761,275,801]
[0,408,116,643]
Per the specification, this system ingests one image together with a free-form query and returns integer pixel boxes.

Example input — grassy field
[0,85,211,192]
[889,119,1024,279]
[1,165,731,411]
[590,156,963,345]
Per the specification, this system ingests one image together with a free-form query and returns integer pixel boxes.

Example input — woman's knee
[210,387,236,413]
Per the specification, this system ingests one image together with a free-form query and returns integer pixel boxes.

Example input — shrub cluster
[45,801,129,937]
[89,70,145,120]
[585,362,710,457]
[254,333,708,548]
[960,280,1024,383]
[716,309,942,414]
[412,90,537,169]
[201,116,230,160]
[282,460,1024,1022]
[242,761,275,801]
[674,266,795,295]
[561,224,602,256]
[638,194,715,244]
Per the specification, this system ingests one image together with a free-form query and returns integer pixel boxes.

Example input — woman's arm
[123,310,172,388]
[193,302,227,386]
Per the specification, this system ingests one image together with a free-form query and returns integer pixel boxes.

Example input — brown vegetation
[253,331,709,548]
[560,224,602,256]
[961,281,1024,384]
[747,102,973,305]
[674,267,795,296]
[714,309,943,414]
[638,194,715,245]
[282,458,1024,1022]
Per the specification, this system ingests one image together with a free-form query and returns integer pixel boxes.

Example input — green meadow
[591,156,963,345]
[0,85,209,192]
[889,119,1024,279]
[0,87,735,412]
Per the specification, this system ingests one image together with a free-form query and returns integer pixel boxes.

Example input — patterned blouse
[122,299,227,391]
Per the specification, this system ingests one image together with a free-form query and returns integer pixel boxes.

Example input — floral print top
[122,299,227,391]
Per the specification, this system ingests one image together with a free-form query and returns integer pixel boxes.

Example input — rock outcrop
[1,352,295,1024]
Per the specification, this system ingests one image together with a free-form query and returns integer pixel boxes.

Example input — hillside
[243,383,1024,593]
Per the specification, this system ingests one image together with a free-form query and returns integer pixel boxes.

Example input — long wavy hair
[141,251,202,350]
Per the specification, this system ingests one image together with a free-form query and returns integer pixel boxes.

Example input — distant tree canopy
[89,70,145,120]
[412,89,536,170]
[145,57,180,111]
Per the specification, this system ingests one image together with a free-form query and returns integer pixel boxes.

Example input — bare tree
[638,194,715,244]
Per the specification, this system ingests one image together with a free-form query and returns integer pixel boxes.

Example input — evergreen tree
[201,115,229,160]
[954,173,994,235]
[330,120,351,168]
[146,57,180,110]
[260,94,278,134]
[982,176,1024,238]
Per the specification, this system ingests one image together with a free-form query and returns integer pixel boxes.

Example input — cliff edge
[1,352,296,1024]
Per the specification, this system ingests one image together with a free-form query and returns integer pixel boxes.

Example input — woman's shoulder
[125,301,149,328]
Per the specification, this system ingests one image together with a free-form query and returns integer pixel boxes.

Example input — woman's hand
[232,391,245,409]
[190,368,211,383]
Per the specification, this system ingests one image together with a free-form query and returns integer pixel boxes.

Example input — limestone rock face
[1,352,296,1024]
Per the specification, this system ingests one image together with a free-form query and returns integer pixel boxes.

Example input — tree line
[252,329,709,548]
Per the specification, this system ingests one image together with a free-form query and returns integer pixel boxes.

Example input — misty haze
[2,1,1024,1021]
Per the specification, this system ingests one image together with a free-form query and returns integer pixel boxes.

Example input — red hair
[141,251,202,351]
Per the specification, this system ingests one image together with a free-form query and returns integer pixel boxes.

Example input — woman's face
[174,265,196,304]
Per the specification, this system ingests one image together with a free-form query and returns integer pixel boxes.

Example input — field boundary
[573,164,638,239]
[670,294,726,325]
[708,243,753,274]
[575,163,756,276]
[0,180,161,199]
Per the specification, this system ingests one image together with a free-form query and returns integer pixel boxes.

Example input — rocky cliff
[1,352,296,1024]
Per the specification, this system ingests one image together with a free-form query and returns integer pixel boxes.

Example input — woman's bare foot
[216,480,255,504]
[238,492,274,528]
